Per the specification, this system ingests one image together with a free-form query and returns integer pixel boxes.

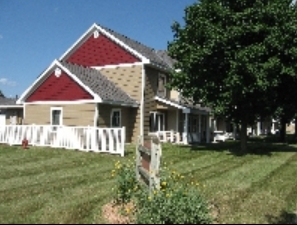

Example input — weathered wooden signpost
[135,135,162,194]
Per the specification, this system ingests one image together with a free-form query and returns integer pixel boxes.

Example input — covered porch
[148,96,211,145]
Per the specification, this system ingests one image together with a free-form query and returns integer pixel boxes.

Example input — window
[51,107,62,131]
[157,73,167,97]
[111,109,121,127]
[149,112,165,132]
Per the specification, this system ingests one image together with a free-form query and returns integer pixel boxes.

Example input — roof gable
[59,23,175,69]
[26,69,94,102]
[65,31,141,66]
[17,60,101,104]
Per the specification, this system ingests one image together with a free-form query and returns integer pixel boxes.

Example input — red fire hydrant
[22,138,28,149]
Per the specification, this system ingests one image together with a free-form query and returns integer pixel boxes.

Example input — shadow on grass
[182,135,297,157]
[266,210,296,224]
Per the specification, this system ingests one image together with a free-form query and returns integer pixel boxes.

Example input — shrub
[135,167,212,224]
[111,159,139,204]
[111,160,212,224]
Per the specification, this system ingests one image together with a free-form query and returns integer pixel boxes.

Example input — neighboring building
[16,23,211,144]
[0,97,23,126]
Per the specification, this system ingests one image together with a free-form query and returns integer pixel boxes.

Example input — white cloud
[0,78,16,86]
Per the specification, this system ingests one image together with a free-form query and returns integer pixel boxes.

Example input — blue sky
[0,0,197,98]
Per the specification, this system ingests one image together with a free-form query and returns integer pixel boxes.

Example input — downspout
[140,64,146,140]
[93,103,99,127]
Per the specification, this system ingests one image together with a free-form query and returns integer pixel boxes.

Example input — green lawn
[1,139,297,224]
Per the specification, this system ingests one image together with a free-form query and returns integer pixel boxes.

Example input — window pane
[52,110,61,125]
[112,111,120,127]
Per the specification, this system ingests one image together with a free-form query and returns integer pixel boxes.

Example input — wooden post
[135,136,142,182]
[135,135,162,194]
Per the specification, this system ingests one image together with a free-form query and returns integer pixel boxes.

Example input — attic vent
[55,68,62,77]
[94,30,100,39]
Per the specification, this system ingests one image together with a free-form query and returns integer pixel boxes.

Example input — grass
[1,136,297,224]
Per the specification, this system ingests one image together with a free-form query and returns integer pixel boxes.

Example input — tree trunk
[294,116,297,138]
[279,117,286,143]
[240,120,248,155]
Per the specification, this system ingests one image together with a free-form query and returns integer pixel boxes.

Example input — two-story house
[16,23,212,144]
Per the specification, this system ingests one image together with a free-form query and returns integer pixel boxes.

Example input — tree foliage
[168,0,297,152]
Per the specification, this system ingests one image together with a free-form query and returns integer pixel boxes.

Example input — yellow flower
[148,196,151,201]
[181,176,185,179]
[196,182,199,186]
[126,207,131,214]
[153,190,158,195]
[191,182,194,185]
[166,194,170,198]
[161,181,167,186]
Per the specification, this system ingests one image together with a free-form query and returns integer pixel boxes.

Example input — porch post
[176,109,179,132]
[198,114,201,142]
[182,108,190,145]
[206,114,210,143]
[232,123,237,140]
[213,119,217,131]
[257,121,261,136]
[271,119,275,134]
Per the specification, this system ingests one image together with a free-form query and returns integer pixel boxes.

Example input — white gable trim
[25,100,99,105]
[16,59,102,104]
[91,62,144,70]
[59,23,150,64]
[154,96,186,110]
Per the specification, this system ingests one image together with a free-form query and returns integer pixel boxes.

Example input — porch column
[271,121,275,134]
[182,108,190,145]
[206,114,210,143]
[233,123,237,140]
[198,114,201,142]
[213,119,217,131]
[257,121,261,136]
[176,109,179,131]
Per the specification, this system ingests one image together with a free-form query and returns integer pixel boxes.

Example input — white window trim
[50,107,63,128]
[110,108,121,128]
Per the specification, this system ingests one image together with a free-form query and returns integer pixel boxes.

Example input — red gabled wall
[26,71,93,102]
[66,34,140,66]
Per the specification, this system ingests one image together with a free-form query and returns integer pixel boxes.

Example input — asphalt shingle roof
[99,24,175,69]
[60,61,139,106]
[0,97,18,106]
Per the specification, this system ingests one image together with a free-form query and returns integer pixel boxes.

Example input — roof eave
[101,100,139,108]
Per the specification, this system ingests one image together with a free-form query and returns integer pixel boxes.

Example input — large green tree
[168,0,297,154]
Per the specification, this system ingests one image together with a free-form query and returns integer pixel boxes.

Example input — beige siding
[98,65,142,143]
[170,89,180,101]
[24,103,96,126]
[98,103,139,143]
[143,66,158,136]
[98,65,142,102]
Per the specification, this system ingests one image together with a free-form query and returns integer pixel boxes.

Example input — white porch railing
[155,130,202,144]
[0,125,126,157]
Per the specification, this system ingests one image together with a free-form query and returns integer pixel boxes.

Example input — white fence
[0,125,126,156]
